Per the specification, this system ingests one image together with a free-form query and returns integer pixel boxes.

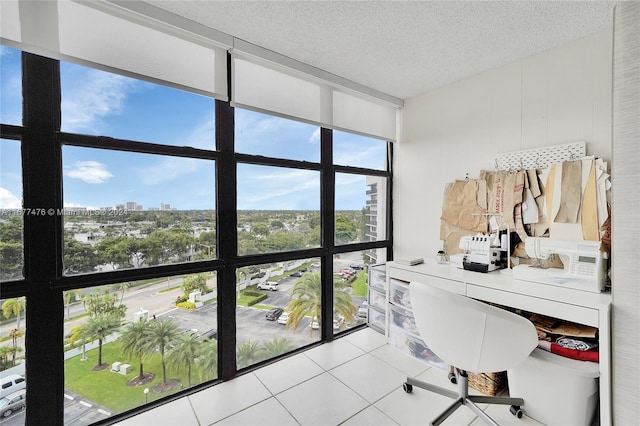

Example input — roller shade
[0,0,229,100]
[231,46,400,141]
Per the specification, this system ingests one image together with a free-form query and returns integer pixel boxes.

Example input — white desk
[386,260,612,426]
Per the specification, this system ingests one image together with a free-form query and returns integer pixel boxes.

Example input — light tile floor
[117,328,544,426]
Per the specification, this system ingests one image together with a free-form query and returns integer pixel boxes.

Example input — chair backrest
[409,281,538,373]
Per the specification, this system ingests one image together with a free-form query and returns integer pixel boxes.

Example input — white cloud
[239,169,320,209]
[66,161,114,184]
[61,66,142,134]
[308,128,320,144]
[136,157,202,185]
[0,187,21,209]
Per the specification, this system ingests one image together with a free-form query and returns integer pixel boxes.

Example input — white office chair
[403,281,538,426]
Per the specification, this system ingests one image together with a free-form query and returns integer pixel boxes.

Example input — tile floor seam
[326,360,406,408]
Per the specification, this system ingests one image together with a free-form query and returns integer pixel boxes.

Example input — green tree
[197,231,216,257]
[0,241,22,280]
[120,319,152,380]
[261,336,294,358]
[196,338,218,381]
[270,220,284,230]
[263,231,304,252]
[335,214,357,244]
[8,328,24,365]
[84,287,127,319]
[146,319,179,385]
[2,297,26,329]
[68,325,89,361]
[252,222,270,236]
[83,314,121,368]
[145,228,194,265]
[236,340,264,369]
[96,236,135,269]
[63,289,82,320]
[0,346,13,370]
[285,272,356,336]
[167,332,200,387]
[181,273,209,297]
[0,217,23,281]
[117,282,131,305]
[63,234,97,274]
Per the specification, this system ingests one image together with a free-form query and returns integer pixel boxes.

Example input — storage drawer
[367,305,385,332]
[368,267,387,292]
[389,279,411,309]
[389,303,419,336]
[388,323,446,370]
[369,287,386,310]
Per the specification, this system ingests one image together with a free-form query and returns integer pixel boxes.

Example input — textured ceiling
[142,0,618,100]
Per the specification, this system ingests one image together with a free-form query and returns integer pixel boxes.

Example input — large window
[0,48,392,426]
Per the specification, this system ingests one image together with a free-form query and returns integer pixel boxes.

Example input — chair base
[404,370,525,426]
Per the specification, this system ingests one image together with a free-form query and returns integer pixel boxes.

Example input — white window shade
[0,0,228,100]
[333,91,397,142]
[231,50,399,141]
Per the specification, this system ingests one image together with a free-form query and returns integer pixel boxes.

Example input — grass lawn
[350,272,368,297]
[65,340,216,413]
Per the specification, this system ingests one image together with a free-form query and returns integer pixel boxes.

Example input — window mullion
[320,128,334,342]
[21,52,65,426]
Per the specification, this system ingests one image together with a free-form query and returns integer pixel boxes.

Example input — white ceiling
[142,0,618,101]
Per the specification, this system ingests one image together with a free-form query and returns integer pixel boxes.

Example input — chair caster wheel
[509,405,523,418]
[448,372,457,385]
[403,383,413,393]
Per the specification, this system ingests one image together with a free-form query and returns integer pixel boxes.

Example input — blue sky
[1,46,385,211]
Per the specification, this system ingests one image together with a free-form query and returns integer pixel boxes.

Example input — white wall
[612,3,640,424]
[395,30,613,260]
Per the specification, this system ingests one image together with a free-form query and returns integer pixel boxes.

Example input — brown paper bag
[440,179,487,233]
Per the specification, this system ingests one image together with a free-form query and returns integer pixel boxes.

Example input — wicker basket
[468,371,507,396]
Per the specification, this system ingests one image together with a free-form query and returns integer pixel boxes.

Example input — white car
[277,311,289,325]
[257,281,279,291]
[358,301,369,318]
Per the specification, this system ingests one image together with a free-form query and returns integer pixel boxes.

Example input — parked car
[200,329,218,340]
[358,301,369,318]
[265,307,284,321]
[257,281,279,291]
[0,389,26,418]
[0,375,25,399]
[350,264,364,270]
[277,311,290,325]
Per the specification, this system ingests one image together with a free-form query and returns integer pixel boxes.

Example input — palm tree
[8,328,24,365]
[0,346,13,369]
[286,272,357,336]
[196,338,218,381]
[2,297,26,329]
[145,319,179,385]
[261,337,294,358]
[63,289,81,320]
[167,332,200,387]
[68,325,89,361]
[236,340,264,369]
[117,282,131,305]
[120,319,152,380]
[83,314,120,368]
[286,273,322,336]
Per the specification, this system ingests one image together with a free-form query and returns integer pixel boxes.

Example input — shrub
[176,301,196,310]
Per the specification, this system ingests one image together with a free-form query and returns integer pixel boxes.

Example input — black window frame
[0,50,393,425]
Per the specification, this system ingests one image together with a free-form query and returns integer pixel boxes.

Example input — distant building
[365,176,387,264]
